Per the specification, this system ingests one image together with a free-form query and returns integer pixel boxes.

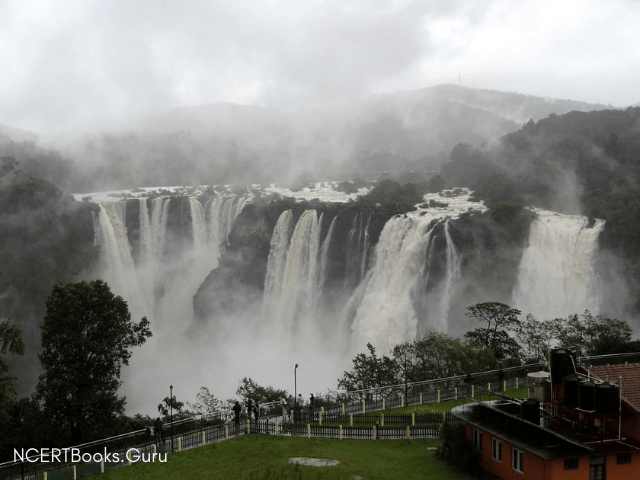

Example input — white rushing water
[348,190,481,353]
[80,185,608,416]
[512,209,605,320]
[264,210,321,336]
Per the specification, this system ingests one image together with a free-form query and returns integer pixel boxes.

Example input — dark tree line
[338,302,640,395]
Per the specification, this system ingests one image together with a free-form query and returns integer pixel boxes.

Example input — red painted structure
[452,361,640,480]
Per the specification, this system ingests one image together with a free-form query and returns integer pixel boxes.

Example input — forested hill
[408,84,613,123]
[0,166,98,392]
[440,106,640,311]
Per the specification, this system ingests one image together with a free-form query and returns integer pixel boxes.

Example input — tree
[235,377,287,404]
[395,330,497,383]
[35,280,152,444]
[0,319,24,426]
[554,311,637,357]
[0,156,18,172]
[158,394,189,421]
[515,314,557,364]
[337,343,399,400]
[188,387,223,417]
[464,302,522,365]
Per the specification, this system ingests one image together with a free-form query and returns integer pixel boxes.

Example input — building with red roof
[452,353,640,479]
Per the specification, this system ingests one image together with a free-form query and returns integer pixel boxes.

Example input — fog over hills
[29,84,613,193]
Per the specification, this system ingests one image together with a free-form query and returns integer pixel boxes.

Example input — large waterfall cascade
[90,193,246,324]
[78,186,608,415]
[263,210,333,336]
[512,209,605,320]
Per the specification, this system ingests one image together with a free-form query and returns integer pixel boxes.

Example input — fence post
[406,426,410,439]
[455,387,458,400]
[471,385,475,398]
[319,411,323,426]
[362,400,365,414]
[516,378,519,388]
[44,472,48,480]
[437,390,440,403]
[153,443,157,454]
[247,420,251,434]
[442,412,446,422]
[488,382,491,391]
[202,431,206,445]
[381,413,384,427]
[101,458,105,474]
[420,392,423,405]
[339,425,343,440]
[224,425,229,439]
[307,424,311,438]
[73,465,77,479]
[350,414,353,427]
[411,413,415,426]
[276,423,280,435]
[382,398,385,410]
[342,403,345,414]
[401,396,404,408]
[372,425,376,440]
[503,380,507,392]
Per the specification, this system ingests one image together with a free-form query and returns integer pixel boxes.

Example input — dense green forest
[439,107,640,310]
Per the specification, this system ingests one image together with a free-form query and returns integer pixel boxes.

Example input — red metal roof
[590,364,640,410]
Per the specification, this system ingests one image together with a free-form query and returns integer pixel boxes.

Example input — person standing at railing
[296,394,304,423]
[281,397,289,422]
[287,395,294,422]
[254,401,260,426]
[309,393,315,422]
[233,401,242,425]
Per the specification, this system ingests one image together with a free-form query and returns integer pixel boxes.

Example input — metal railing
[4,351,637,479]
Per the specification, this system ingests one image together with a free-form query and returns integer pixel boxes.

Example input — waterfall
[263,210,321,334]
[349,216,437,352]
[206,196,246,249]
[438,222,461,331]
[92,194,245,323]
[512,209,605,320]
[189,198,208,252]
[343,212,372,291]
[138,198,152,266]
[317,215,337,294]
[149,197,170,263]
[263,210,295,318]
[94,201,147,315]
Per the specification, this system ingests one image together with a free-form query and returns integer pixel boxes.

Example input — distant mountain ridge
[394,84,614,123]
[13,84,624,191]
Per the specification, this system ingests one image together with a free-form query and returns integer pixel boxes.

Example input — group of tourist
[280,393,315,423]
[230,393,317,425]
[232,399,260,425]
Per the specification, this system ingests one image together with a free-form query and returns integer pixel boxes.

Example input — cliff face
[192,201,390,323]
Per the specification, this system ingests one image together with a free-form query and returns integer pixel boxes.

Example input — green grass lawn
[381,386,529,414]
[101,434,476,480]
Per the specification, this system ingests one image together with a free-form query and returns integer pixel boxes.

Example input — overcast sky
[1,0,639,133]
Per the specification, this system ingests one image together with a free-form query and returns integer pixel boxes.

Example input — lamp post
[170,385,173,453]
[294,364,298,423]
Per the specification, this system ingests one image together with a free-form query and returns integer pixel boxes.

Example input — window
[473,429,482,451]
[512,448,524,473]
[617,452,631,465]
[565,458,579,470]
[590,456,605,480]
[492,438,502,462]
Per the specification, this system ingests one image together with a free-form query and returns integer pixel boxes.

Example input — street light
[294,364,298,423]
[170,385,173,453]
